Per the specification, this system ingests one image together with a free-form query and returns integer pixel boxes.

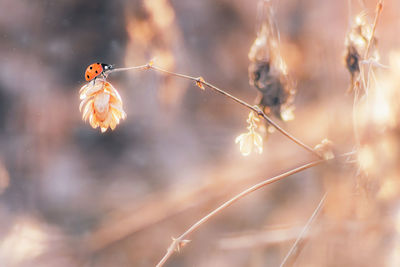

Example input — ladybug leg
[93,73,105,84]
[91,76,98,85]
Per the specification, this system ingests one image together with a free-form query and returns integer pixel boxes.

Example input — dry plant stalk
[279,192,327,267]
[156,160,326,267]
[346,1,383,147]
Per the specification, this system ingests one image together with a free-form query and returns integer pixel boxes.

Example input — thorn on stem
[171,237,191,253]
[195,76,205,90]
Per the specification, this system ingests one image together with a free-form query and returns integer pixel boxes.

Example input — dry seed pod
[249,61,290,118]
[345,45,360,78]
[248,1,295,120]
[344,45,361,93]
[248,61,270,89]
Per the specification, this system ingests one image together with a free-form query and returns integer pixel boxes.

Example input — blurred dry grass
[0,0,400,266]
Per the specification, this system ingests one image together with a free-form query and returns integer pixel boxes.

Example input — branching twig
[110,64,320,158]
[279,192,327,267]
[155,159,326,267]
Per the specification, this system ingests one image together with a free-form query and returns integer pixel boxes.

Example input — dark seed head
[345,45,360,75]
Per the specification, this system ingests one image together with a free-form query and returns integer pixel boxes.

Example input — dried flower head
[345,45,361,78]
[79,79,126,132]
[235,112,264,156]
[248,3,295,120]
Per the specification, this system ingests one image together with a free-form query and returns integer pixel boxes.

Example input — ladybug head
[101,63,114,72]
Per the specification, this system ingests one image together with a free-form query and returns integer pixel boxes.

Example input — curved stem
[279,192,327,267]
[156,159,326,267]
[148,65,320,158]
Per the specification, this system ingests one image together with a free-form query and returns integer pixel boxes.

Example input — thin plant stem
[279,192,327,267]
[352,0,383,148]
[352,86,361,147]
[110,64,320,157]
[150,65,319,157]
[155,159,326,267]
[107,64,149,74]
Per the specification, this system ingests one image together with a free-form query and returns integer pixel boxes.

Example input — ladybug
[85,63,113,81]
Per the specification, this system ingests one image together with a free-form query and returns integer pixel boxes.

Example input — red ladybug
[85,63,113,81]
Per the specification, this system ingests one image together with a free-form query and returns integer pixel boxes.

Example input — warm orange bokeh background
[0,0,399,266]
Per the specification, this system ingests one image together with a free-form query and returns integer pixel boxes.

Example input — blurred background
[0,0,399,266]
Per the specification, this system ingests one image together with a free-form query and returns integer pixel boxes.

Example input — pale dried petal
[102,112,113,127]
[235,132,252,156]
[105,82,122,102]
[80,80,104,99]
[235,128,263,156]
[109,116,117,130]
[235,133,246,144]
[240,136,253,156]
[111,110,121,124]
[79,95,93,112]
[89,113,98,128]
[94,92,110,114]
[110,103,125,116]
[82,100,94,121]
[79,83,89,94]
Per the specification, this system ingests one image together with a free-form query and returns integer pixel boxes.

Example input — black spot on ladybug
[95,70,98,74]
[90,66,93,70]
[87,75,90,78]
[96,62,100,65]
